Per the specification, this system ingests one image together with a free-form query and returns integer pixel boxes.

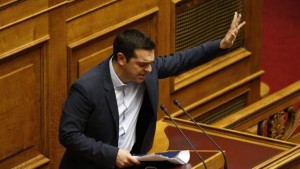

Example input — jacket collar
[102,57,156,133]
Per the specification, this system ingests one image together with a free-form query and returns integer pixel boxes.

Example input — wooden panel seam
[0,0,20,9]
[0,35,50,60]
[0,1,68,30]
[66,0,120,22]
[68,7,159,49]
[0,64,33,80]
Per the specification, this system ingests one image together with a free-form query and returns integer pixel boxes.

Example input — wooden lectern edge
[163,116,298,150]
[192,151,224,169]
[252,145,300,169]
[151,119,300,168]
[148,120,225,169]
[148,120,169,153]
[148,120,210,153]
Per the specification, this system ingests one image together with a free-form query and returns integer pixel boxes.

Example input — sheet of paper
[134,150,190,165]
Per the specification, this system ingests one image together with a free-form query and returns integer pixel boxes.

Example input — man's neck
[112,59,128,84]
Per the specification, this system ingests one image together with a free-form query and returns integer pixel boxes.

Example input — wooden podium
[127,151,223,169]
[143,119,300,169]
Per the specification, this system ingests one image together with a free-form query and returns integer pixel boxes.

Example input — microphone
[173,99,228,169]
[160,104,207,169]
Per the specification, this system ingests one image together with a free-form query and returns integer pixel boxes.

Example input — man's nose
[145,64,152,73]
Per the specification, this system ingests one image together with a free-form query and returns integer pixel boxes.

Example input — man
[59,12,245,169]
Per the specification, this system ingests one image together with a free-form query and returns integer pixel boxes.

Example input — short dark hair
[113,29,156,62]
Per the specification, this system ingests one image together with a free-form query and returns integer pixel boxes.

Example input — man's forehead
[133,49,155,62]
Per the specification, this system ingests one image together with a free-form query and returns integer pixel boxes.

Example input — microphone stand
[173,99,228,169]
[160,105,208,169]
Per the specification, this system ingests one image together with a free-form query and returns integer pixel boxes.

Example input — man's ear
[116,52,126,65]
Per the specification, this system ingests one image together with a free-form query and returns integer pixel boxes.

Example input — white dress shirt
[109,58,145,151]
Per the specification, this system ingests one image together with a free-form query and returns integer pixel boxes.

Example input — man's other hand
[115,149,141,168]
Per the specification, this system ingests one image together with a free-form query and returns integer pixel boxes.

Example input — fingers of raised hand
[231,12,244,30]
[237,21,246,30]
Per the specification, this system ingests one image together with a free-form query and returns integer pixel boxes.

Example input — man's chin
[136,79,145,83]
[136,76,146,83]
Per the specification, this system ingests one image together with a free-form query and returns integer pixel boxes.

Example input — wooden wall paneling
[172,71,264,124]
[241,0,264,105]
[0,14,48,60]
[0,0,21,8]
[0,0,54,168]
[0,0,47,28]
[155,0,173,120]
[67,34,115,85]
[66,0,158,44]
[78,46,113,77]
[244,0,263,73]
[170,50,264,110]
[156,0,171,55]
[66,0,120,21]
[0,43,49,169]
[47,1,68,169]
[172,49,250,91]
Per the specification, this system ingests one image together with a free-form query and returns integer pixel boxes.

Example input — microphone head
[160,104,166,111]
[173,99,179,106]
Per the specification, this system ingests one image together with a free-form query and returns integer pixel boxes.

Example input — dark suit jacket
[59,40,224,169]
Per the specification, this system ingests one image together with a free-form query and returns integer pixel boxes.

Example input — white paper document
[134,150,190,165]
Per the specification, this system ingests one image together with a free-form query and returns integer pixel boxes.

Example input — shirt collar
[109,57,126,88]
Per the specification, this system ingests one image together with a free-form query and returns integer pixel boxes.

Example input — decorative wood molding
[258,106,300,140]
[0,1,68,30]
[11,154,50,169]
[0,63,33,80]
[0,0,23,10]
[77,46,112,76]
[0,35,50,60]
[172,70,265,117]
[66,0,120,22]
[172,48,251,91]
[68,7,159,49]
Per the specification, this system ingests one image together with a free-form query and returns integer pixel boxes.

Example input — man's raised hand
[220,12,246,49]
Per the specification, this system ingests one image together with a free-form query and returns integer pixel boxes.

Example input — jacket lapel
[132,74,158,153]
[144,74,157,114]
[103,59,119,133]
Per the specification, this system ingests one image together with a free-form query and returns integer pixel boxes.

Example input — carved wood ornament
[258,106,300,140]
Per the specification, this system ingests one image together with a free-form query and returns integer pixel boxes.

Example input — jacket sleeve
[154,39,227,78]
[59,82,118,168]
